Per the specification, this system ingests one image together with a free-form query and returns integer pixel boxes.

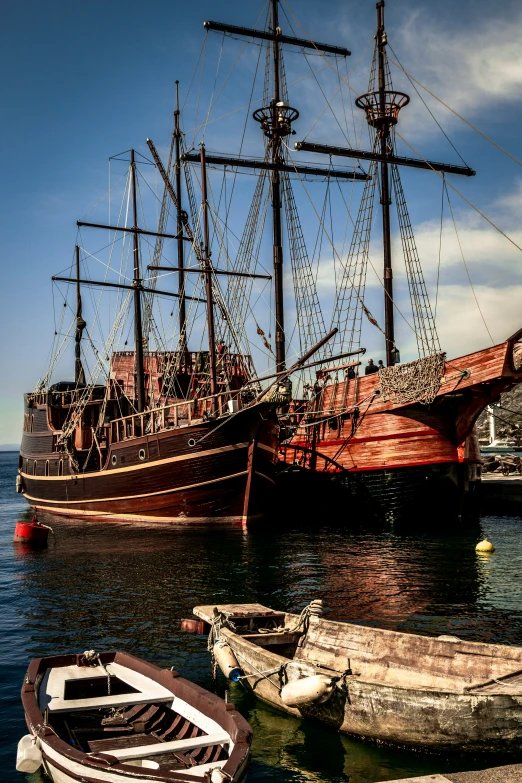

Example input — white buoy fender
[280,674,336,708]
[213,641,242,682]
[16,735,42,773]
[211,769,228,783]
[15,474,23,493]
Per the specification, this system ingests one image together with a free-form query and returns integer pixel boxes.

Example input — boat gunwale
[22,650,251,782]
[197,605,522,697]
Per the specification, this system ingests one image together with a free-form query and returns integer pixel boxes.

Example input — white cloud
[392,6,522,135]
[433,283,522,358]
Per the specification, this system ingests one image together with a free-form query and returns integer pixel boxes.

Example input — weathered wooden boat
[18,650,251,782]
[193,602,522,752]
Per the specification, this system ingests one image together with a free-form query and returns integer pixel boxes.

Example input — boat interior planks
[18,650,251,782]
[194,602,522,752]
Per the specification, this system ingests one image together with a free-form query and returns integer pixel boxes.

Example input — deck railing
[109,390,244,445]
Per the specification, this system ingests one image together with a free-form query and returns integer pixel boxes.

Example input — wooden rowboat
[193,602,522,753]
[18,650,251,782]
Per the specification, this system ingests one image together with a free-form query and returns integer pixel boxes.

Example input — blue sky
[1,0,522,445]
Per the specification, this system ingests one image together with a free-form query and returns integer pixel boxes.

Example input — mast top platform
[253,101,299,139]
[355,90,410,127]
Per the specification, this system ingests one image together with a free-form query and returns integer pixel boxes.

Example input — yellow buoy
[475,539,495,553]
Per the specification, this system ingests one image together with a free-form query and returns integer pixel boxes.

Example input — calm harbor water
[2,450,522,782]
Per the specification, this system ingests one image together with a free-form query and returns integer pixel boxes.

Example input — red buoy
[180,618,207,635]
[13,517,51,546]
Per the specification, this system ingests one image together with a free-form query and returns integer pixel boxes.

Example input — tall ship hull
[281,336,522,521]
[19,390,279,525]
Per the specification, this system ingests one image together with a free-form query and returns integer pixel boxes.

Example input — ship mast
[376,1,394,367]
[130,148,146,412]
[295,0,475,364]
[61,152,208,410]
[74,245,86,385]
[270,0,285,372]
[200,144,218,412]
[184,7,358,373]
[174,81,187,354]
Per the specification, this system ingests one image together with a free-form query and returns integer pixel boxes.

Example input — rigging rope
[434,176,445,322]
[393,129,522,254]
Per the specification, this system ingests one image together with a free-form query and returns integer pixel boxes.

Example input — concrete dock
[481,473,522,512]
[382,761,522,782]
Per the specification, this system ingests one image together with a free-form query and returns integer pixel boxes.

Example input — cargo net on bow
[378,352,446,406]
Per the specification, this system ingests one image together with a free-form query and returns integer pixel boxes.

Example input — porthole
[138,448,146,461]
[111,454,117,466]
[188,438,196,447]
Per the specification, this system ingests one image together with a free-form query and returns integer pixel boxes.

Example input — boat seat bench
[96,731,230,761]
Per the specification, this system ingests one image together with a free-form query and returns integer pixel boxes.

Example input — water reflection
[2,446,522,782]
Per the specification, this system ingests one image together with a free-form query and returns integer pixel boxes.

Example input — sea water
[1,450,522,782]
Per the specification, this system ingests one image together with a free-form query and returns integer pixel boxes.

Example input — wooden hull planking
[194,603,522,752]
[287,339,522,473]
[280,337,522,520]
[18,402,279,524]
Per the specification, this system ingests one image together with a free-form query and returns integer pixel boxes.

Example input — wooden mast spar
[74,245,86,385]
[130,148,146,412]
[174,81,187,355]
[200,144,218,414]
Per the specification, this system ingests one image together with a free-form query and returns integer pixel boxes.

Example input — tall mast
[376,1,394,367]
[174,81,187,354]
[74,244,86,385]
[200,145,218,412]
[199,9,352,368]
[130,148,146,412]
[270,0,285,373]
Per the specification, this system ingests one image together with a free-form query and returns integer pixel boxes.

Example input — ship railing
[109,389,247,445]
[28,386,106,408]
[278,444,346,474]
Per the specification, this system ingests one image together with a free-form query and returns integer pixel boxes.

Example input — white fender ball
[280,674,336,708]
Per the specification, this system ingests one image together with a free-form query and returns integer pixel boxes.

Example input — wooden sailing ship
[16,109,289,524]
[18,1,522,524]
[17,1,364,526]
[273,1,522,520]
[193,602,522,753]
